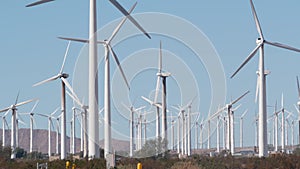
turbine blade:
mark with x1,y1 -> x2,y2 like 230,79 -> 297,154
281,93 -> 284,109
141,96 -> 154,105
249,0 -> 264,39
210,107 -> 226,120
36,113 -> 49,118
0,107 -> 10,113
58,37 -> 106,44
159,41 -> 162,73
4,119 -> 9,129
231,91 -> 250,105
15,91 -> 20,105
232,104 -> 242,112
231,44 -> 261,78
241,109 -> 248,118
51,107 -> 60,116
33,74 -> 60,87
58,37 -> 89,43
154,76 -> 161,103
297,76 -> 300,99
3,110 -> 10,117
61,78 -> 80,101
294,104 -> 300,113
265,40 -> 300,53
66,91 -> 83,108
121,103 -> 132,112
135,106 -> 146,112
26,0 -> 54,7
109,0 -> 151,39
107,2 -> 137,43
108,45 -> 130,90
50,119 -> 55,131
59,41 -> 71,74
15,98 -> 38,107
18,119 -> 26,126
30,100 -> 39,113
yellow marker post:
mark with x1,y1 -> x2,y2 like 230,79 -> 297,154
137,162 -> 142,169
66,161 -> 70,169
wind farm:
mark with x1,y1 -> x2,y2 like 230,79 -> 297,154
1,0 -> 300,168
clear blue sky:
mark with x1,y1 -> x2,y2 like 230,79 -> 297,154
1,0 -> 300,150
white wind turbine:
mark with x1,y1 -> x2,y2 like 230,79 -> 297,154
239,109 -> 248,148
15,115 -> 26,148
279,94 -> 286,152
36,108 -> 59,157
60,1 -> 151,158
26,0 -> 101,159
192,112 -> 201,151
19,100 -> 39,153
1,111 -> 9,148
210,91 -> 249,154
123,103 -> 145,157
142,96 -> 162,142
66,88 -> 89,158
295,76 -> 300,145
0,93 -> 36,159
153,41 -> 171,151
33,41 -> 71,159
231,0 -> 300,157
55,115 -> 60,155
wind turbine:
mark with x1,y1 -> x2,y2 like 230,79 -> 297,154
296,76 -> 300,145
19,100 -> 39,153
279,94 -> 286,152
210,91 -> 249,154
142,96 -> 162,142
66,88 -> 89,158
33,41 -> 70,159
153,41 -> 171,152
123,103 -> 145,157
59,1 -> 151,158
239,109 -> 248,148
231,0 -> 300,157
1,111 -> 9,148
26,0 -> 101,159
36,108 -> 59,157
15,115 -> 26,148
0,93 -> 36,159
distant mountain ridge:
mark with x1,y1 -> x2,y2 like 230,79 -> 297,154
0,128 -> 129,154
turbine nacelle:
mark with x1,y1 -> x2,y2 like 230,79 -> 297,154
256,38 -> 264,44
157,72 -> 171,77
60,73 -> 69,79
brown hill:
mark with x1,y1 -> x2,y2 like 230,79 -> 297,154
0,128 -> 129,154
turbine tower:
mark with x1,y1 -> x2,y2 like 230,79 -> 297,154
0,93 -> 36,159
231,0 -> 300,157
33,42 -> 71,159
239,110 -> 248,148
1,111 -> 9,148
